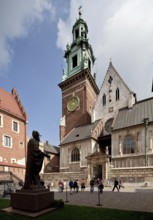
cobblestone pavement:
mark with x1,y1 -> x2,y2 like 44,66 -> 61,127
54,185 -> 153,213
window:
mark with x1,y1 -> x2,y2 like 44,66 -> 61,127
72,55 -> 78,68
12,120 -> 19,132
123,135 -> 135,154
71,148 -> 80,162
75,28 -> 79,39
103,94 -> 106,106
0,115 -> 3,127
116,88 -> 120,101
88,59 -> 91,71
3,135 -> 12,147
11,158 -> 16,164
19,142 -> 24,147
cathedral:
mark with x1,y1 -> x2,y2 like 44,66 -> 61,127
58,11 -> 153,184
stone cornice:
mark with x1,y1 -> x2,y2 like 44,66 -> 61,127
58,68 -> 99,94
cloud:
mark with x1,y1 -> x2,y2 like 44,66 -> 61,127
0,0 -> 55,74
57,0 -> 153,100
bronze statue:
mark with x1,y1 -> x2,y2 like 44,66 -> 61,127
24,131 -> 50,189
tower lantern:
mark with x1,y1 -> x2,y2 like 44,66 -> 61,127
62,10 -> 96,81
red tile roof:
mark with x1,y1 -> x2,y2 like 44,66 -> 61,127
0,88 -> 27,121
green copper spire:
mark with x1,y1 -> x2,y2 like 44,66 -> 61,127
62,8 -> 96,81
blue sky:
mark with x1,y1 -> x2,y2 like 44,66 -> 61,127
0,0 -> 153,146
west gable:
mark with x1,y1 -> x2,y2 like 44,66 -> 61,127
92,61 -> 136,135
0,87 -> 27,121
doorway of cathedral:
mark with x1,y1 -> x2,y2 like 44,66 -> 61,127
93,165 -> 102,179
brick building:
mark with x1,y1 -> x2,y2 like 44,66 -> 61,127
0,87 -> 28,182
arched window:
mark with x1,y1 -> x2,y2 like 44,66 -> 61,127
103,94 -> 106,106
123,135 -> 135,154
116,88 -> 120,101
71,148 -> 80,162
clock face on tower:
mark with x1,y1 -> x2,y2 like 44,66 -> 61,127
67,96 -> 80,112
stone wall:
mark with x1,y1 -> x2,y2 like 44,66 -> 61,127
109,167 -> 153,182
41,172 -> 87,188
60,139 -> 91,170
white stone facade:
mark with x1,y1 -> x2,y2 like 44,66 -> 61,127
92,63 -> 136,129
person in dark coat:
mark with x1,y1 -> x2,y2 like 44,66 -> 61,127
98,179 -> 104,193
112,178 -> 119,191
73,180 -> 79,193
90,179 -> 95,192
69,180 -> 74,194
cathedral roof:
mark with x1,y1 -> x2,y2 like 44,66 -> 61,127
44,143 -> 60,154
113,97 -> 153,130
0,88 -> 27,121
60,120 -> 101,145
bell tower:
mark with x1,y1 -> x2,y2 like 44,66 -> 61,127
59,9 -> 99,142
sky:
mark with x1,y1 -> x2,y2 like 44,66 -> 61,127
0,0 -> 153,146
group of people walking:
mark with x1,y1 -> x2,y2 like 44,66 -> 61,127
90,178 -> 104,193
69,179 -> 86,194
58,177 -> 124,193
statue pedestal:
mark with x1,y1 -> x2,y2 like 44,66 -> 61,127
11,189 -> 54,212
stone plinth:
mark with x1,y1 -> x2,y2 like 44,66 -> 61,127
11,188 -> 54,212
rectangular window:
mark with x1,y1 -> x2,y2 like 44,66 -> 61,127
0,115 -> 3,127
19,142 -> 24,147
75,29 -> 79,39
3,135 -> 12,147
88,59 -> 91,70
12,120 -> 19,132
11,158 -> 16,164
72,55 -> 77,68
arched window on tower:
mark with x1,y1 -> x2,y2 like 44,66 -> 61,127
123,135 -> 135,154
88,59 -> 91,71
71,148 -> 80,162
103,94 -> 106,106
116,88 -> 120,101
75,28 -> 79,39
72,55 -> 78,68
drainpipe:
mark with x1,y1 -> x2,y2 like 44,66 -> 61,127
144,118 -> 149,166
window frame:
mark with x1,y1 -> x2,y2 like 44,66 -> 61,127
102,94 -> 106,106
72,54 -> 78,69
0,114 -> 3,127
123,135 -> 135,154
71,147 -> 80,162
11,158 -> 16,164
3,135 -> 12,148
12,120 -> 19,133
75,28 -> 79,39
116,88 -> 120,101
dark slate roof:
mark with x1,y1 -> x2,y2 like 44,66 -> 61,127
44,144 -> 60,154
61,120 -> 101,145
113,97 -> 153,130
